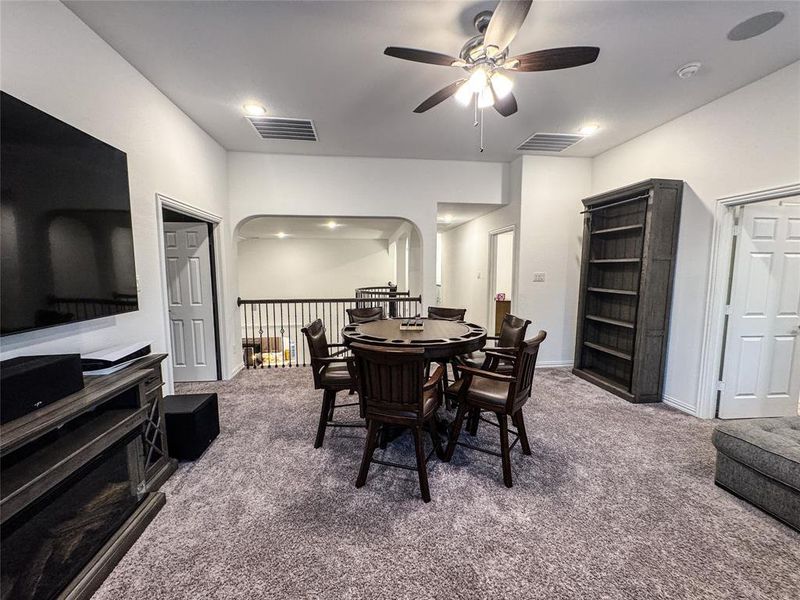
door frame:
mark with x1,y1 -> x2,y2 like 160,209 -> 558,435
696,182 -> 800,419
487,225 -> 516,332
156,193 -> 228,393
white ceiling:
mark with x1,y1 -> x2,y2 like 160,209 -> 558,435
66,1 -> 800,162
238,216 -> 407,240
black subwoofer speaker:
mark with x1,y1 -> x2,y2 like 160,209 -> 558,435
164,393 -> 220,461
0,355 -> 84,424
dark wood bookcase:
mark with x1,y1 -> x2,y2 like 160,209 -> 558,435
573,179 -> 682,403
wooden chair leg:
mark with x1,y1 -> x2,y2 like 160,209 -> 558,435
356,420 -> 380,488
314,389 -> 334,448
444,401 -> 469,462
327,393 -> 337,421
498,413 -> 513,488
412,426 -> 431,503
513,409 -> 531,456
428,414 -> 445,459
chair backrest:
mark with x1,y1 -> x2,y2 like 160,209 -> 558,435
301,319 -> 330,388
350,343 -> 427,420
427,306 -> 466,321
497,314 -> 532,348
506,330 -> 547,413
347,306 -> 385,324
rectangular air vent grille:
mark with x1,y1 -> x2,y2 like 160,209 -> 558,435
517,132 -> 584,152
246,116 -> 318,141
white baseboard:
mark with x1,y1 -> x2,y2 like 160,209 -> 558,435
538,360 -> 573,369
662,394 -> 698,417
228,362 -> 245,379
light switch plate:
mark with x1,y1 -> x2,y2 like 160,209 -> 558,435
533,272 -> 546,283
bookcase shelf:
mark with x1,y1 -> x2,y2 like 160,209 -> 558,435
591,224 -> 643,235
573,179 -> 682,403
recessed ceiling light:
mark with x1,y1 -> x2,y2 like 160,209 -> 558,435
676,62 -> 701,79
728,12 -> 784,41
243,103 -> 267,116
276,231 -> 287,238
437,214 -> 454,223
578,124 -> 600,136
326,220 -> 338,229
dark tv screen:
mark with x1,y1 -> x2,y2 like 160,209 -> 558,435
1,91 -> 138,335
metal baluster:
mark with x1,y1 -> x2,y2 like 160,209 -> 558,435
261,303 -> 273,369
257,302 -> 264,369
242,299 -> 249,369
301,302 -> 306,366
279,302 -> 285,368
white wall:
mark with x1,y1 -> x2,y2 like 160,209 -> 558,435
0,1 -> 232,389
441,156 -> 592,367
592,61 -> 800,415
238,238 -> 393,298
441,158 -> 523,331
227,152 -> 509,311
516,156 -> 592,366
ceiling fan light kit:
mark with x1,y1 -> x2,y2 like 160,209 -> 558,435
383,0 -> 600,152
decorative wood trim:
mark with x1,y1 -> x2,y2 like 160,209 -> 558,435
155,193 -> 230,390
59,492 -> 166,600
144,457 -> 178,493
716,183 -> 800,207
696,182 -> 800,419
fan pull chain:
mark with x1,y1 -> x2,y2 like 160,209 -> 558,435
479,107 -> 485,153
473,98 -> 478,127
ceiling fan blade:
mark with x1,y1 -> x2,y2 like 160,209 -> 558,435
507,46 -> 600,71
491,84 -> 518,117
483,0 -> 533,57
384,47 -> 462,67
413,79 -> 467,113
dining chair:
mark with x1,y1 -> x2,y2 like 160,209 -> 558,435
453,313 -> 531,432
427,306 -> 467,321
300,319 -> 361,448
425,306 -> 467,398
350,343 -> 445,503
346,306 -> 385,324
444,331 -> 547,488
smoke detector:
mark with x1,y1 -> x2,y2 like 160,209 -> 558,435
676,62 -> 701,79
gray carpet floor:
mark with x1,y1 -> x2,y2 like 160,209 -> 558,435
93,367 -> 798,600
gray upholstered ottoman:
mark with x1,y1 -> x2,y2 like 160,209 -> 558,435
712,417 -> 800,531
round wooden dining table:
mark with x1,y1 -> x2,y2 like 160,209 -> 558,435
341,318 -> 487,360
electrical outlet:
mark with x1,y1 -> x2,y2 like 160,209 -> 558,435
533,272 -> 546,283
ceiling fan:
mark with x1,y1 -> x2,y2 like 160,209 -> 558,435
384,0 -> 600,118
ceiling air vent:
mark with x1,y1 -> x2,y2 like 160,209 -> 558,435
517,132 -> 584,153
246,116 -> 318,141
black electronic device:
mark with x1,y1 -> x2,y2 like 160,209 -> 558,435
0,354 -> 84,424
0,91 -> 138,336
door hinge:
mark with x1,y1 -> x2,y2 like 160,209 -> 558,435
732,224 -> 741,236
724,304 -> 733,315
716,380 -> 725,392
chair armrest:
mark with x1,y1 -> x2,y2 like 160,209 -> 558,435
484,349 -> 516,361
315,356 -> 354,365
328,345 -> 350,357
458,365 -> 515,382
423,364 -> 444,391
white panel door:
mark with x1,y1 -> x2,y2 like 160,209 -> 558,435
719,201 -> 800,418
164,222 -> 217,382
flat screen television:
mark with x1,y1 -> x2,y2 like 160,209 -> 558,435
1,91 -> 138,336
